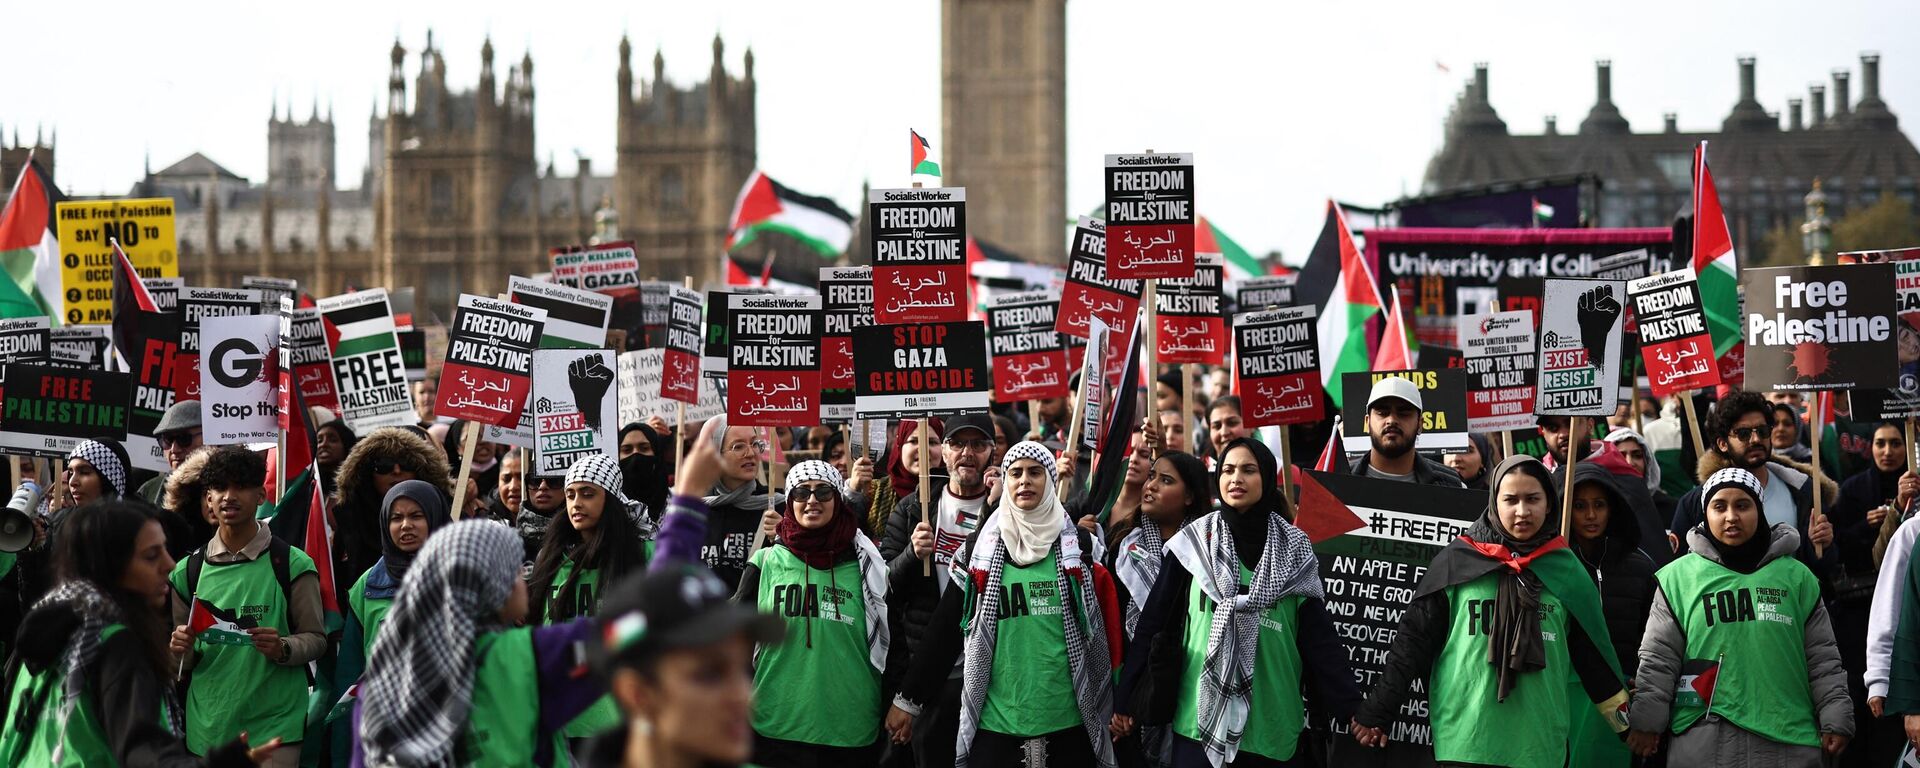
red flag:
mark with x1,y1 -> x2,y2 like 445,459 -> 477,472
1371,289 -> 1412,371
1314,419 -> 1343,472
111,240 -> 159,362
305,460 -> 339,620
1292,470 -> 1368,544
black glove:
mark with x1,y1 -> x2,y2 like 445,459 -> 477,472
567,355 -> 615,427
1576,284 -> 1622,369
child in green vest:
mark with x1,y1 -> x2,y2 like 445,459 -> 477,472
732,460 -> 903,766
1353,455 -> 1629,768
355,520 -> 605,767
1628,467 -> 1853,764
890,441 -> 1122,768
167,446 -> 324,768
1113,438 -> 1361,767
529,454 -> 656,742
1,499 -> 281,766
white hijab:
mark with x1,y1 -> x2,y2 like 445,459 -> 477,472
998,441 -> 1067,566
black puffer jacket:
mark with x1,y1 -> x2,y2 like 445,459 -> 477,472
1567,462 -> 1658,679
879,486 -> 997,658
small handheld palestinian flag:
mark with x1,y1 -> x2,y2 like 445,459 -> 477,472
1674,655 -> 1722,710
186,599 -> 257,647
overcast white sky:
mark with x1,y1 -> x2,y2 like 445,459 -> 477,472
8,0 -> 1918,263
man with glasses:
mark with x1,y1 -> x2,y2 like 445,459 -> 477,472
1350,377 -> 1464,487
137,401 -> 204,505
879,412 -> 1000,768
1673,390 -> 1834,568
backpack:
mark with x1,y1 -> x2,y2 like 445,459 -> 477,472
183,535 -> 296,608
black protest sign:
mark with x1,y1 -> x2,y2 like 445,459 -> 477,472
1154,252 -> 1226,364
1306,470 -> 1485,767
0,317 -> 51,398
702,287 -> 775,377
1057,216 -> 1143,341
870,187 -> 968,324
1234,306 -> 1322,428
1742,264 -> 1898,391
174,287 -> 263,402
0,365 -> 132,457
1234,274 -> 1297,312
1103,153 -> 1196,279
988,291 -> 1069,402
398,330 -> 427,382
125,310 -> 180,471
48,325 -> 108,369
728,294 -> 822,427
1340,369 -> 1469,455
640,281 -> 673,349
821,267 -> 876,420
854,321 -> 990,418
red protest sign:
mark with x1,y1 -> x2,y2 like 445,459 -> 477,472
661,286 -> 704,405
1155,252 -> 1226,364
988,291 -> 1069,402
1058,216 -> 1143,341
436,295 -> 547,428
820,267 -> 875,421
870,187 -> 968,324
1628,268 -> 1721,397
728,294 -> 823,427
1235,306 -> 1323,427
854,321 -> 991,418
1104,153 -> 1196,279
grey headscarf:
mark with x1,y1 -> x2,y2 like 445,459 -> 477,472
703,415 -> 771,511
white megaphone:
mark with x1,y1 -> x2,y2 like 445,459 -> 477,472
0,481 -> 42,553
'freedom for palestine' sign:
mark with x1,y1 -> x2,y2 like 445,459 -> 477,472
728,294 -> 822,427
1103,153 -> 1196,279
870,187 -> 968,324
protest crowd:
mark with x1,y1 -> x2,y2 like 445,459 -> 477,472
6,140 -> 1920,768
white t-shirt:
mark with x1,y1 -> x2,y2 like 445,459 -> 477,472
933,490 -> 987,593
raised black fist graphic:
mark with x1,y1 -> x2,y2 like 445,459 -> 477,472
567,355 -> 614,427
1575,285 -> 1622,369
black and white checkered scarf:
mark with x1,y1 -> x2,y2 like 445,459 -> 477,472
1164,509 -> 1322,767
565,454 -> 658,537
359,521 -> 522,768
34,580 -> 184,763
68,440 -> 126,498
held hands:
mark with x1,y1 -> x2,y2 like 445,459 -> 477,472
1057,451 -> 1078,486
1141,416 -> 1165,454
1871,696 -> 1885,718
1109,714 -> 1134,740
1077,515 -> 1099,535
1626,730 -> 1661,757
1349,718 -> 1387,748
884,706 -> 914,745
849,456 -> 874,492
169,625 -> 193,657
1899,472 -> 1919,517
247,626 -> 284,661
1809,513 -> 1835,550
1821,732 -> 1848,756
759,510 -> 780,542
985,466 -> 1006,507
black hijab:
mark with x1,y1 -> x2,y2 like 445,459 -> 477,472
377,480 -> 453,585
1214,437 -> 1287,569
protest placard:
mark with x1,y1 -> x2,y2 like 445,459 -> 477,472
398,330 -> 427,382
729,294 -> 822,426
0,365 -> 131,457
438,294 -> 547,428
142,277 -> 181,313
1155,252 -> 1225,364
1627,268 -> 1720,397
1104,153 -> 1196,279
1341,369 -> 1469,454
987,291 -> 1069,402
531,348 -> 619,476
701,286 -> 776,377
1057,217 -> 1143,341
1079,317 -> 1109,450
318,289 -> 415,431
1457,310 -> 1538,432
821,267 -> 875,421
242,276 -> 298,313
870,187 -> 968,324
174,287 -> 263,402
1305,470 -> 1485,767
0,317 -> 50,399
199,314 -> 281,444
854,321 -> 990,418
1742,264 -> 1898,391
507,275 -> 612,349
125,311 -> 180,471
849,418 -> 890,460
662,286 -> 704,406
1234,306 -> 1322,428
551,241 -> 642,295
280,300 -> 338,413
1234,274 -> 1298,312
53,198 -> 178,325
48,325 -> 108,369
619,348 -> 725,425
640,281 -> 673,349
1838,249 -> 1920,418
1535,278 -> 1625,415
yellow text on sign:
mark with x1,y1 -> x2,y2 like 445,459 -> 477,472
54,198 -> 179,325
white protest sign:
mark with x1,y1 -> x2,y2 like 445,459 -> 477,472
618,348 -> 725,425
199,314 -> 282,444
531,348 -> 619,476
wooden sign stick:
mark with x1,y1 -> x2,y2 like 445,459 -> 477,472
1561,416 -> 1581,539
918,418 -> 933,576
451,423 -> 480,520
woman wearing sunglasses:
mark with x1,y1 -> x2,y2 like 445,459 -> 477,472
730,460 -> 902,767
329,427 -> 453,616
527,454 -> 656,744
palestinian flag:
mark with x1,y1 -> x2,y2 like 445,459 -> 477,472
724,171 -> 854,259
1313,417 -> 1344,472
302,461 -> 340,630
325,683 -> 360,723
1532,197 -> 1555,225
1313,201 -> 1384,407
720,253 -> 810,294
1691,143 -> 1740,361
1674,657 -> 1721,708
1081,321 -> 1142,524
0,157 -> 64,321
1372,288 -> 1412,371
1291,468 -> 1367,544
1197,215 -> 1271,282
910,129 -> 941,178
111,240 -> 158,363
320,296 -> 398,358
186,599 -> 256,646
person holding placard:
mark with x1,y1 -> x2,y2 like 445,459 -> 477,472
1628,468 -> 1853,764
731,460 -> 903,766
889,442 -> 1120,768
1672,392 -> 1834,572
699,417 -> 780,591
1349,378 -> 1465,488
1112,439 -> 1354,767
1353,456 -> 1629,767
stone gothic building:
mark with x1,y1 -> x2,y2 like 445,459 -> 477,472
942,0 -> 1067,264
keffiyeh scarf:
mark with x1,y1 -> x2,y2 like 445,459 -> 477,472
69,440 -> 126,498
567,454 -> 658,537
954,521 -> 1115,768
1114,523 -> 1167,638
36,580 -> 184,763
359,521 -> 522,768
1165,509 -> 1323,767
